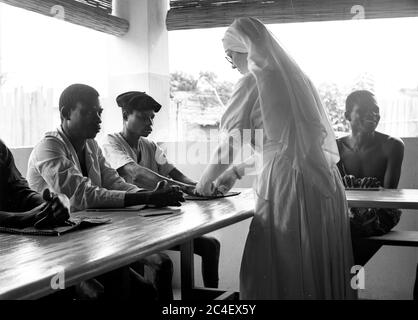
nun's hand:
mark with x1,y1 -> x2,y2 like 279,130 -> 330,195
215,169 -> 238,195
195,181 -> 217,197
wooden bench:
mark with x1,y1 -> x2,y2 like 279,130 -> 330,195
365,230 -> 418,247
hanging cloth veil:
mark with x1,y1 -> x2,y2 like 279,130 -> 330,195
223,17 -> 340,196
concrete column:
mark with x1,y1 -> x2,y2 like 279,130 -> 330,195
147,0 -> 170,141
103,0 -> 170,141
0,4 -> 3,77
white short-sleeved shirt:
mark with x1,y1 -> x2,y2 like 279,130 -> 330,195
102,133 -> 175,180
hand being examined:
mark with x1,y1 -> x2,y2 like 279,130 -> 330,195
342,175 -> 382,189
167,180 -> 196,196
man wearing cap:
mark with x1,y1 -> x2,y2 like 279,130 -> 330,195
27,85 -> 184,212
102,91 -> 221,298
103,91 -> 197,191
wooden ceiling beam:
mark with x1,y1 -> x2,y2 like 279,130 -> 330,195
0,0 -> 129,36
167,0 -> 418,30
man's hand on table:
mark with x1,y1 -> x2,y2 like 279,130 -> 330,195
167,179 -> 196,196
194,180 -> 220,197
343,175 -> 381,189
33,189 -> 71,229
146,181 -> 185,207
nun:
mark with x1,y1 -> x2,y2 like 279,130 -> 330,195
196,17 -> 355,300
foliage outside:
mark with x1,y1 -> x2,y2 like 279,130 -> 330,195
170,71 -> 378,139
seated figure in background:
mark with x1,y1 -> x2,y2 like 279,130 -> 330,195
337,90 -> 404,265
0,139 -> 69,229
0,139 -> 106,300
102,91 -> 221,299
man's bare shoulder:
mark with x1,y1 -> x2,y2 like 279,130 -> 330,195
336,134 -> 351,149
376,132 -> 404,153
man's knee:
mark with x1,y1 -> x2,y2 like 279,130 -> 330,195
146,253 -> 173,274
194,236 -> 221,258
129,268 -> 158,301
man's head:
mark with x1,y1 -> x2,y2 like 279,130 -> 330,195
345,90 -> 380,134
116,91 -> 161,137
59,84 -> 102,139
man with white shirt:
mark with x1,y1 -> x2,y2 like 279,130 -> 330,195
27,84 -> 184,211
102,91 -> 221,298
27,84 -> 184,300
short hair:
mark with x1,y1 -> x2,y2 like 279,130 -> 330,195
345,90 -> 378,114
59,84 -> 99,120
116,91 -> 161,120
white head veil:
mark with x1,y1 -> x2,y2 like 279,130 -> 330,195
222,28 -> 248,53
223,17 -> 340,195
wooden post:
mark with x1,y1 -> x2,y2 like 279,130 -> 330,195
180,240 -> 195,300
0,0 -> 129,36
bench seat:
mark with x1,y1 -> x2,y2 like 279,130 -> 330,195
366,230 -> 418,247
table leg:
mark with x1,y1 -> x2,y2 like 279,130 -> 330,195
179,239 -> 238,301
180,240 -> 194,300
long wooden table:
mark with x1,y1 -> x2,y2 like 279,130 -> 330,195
346,189 -> 418,209
1,188 -> 417,300
0,189 -> 255,300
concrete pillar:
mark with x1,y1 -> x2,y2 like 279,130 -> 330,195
147,0 -> 170,141
0,4 -> 3,77
103,0 -> 170,141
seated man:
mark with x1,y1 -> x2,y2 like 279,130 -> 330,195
0,139 -> 105,300
0,139 -> 69,229
27,84 -> 184,300
336,90 -> 405,265
102,91 -> 221,298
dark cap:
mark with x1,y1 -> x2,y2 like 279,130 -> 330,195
116,91 -> 161,112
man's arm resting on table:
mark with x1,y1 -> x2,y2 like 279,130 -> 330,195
0,210 -> 36,228
124,181 -> 184,207
1,142 -> 44,211
168,168 -> 197,186
118,162 -> 195,190
0,193 -> 70,229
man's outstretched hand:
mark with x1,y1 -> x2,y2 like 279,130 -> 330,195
146,181 -> 185,207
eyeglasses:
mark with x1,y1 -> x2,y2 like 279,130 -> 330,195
225,55 -> 235,67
